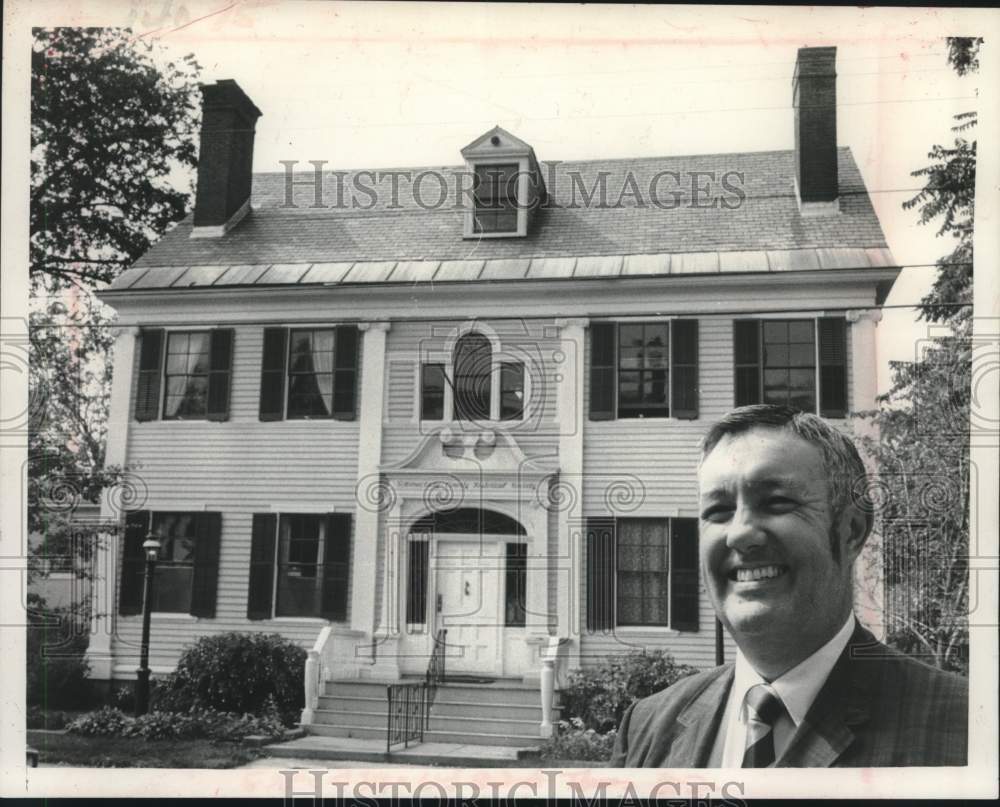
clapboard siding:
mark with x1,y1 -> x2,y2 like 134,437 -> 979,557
110,510 -> 357,670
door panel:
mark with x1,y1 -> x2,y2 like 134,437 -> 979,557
435,540 -> 501,675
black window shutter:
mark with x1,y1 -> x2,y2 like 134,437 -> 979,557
589,323 -> 616,421
585,518 -> 615,632
671,320 -> 699,419
119,510 -> 150,615
190,512 -> 222,617
206,330 -> 234,422
321,513 -> 352,621
135,330 -> 164,421
333,325 -> 359,421
669,518 -> 700,632
247,514 -> 277,619
818,318 -> 848,418
733,320 -> 761,406
259,328 -> 288,421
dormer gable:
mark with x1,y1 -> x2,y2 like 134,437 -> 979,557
460,126 -> 546,239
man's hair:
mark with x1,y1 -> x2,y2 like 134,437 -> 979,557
699,405 -> 873,556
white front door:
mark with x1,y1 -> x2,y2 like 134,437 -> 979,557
435,540 -> 502,675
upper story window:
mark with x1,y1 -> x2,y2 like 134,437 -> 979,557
473,163 -> 519,234
119,510 -> 222,618
259,325 -> 359,421
420,331 -> 526,423
733,318 -> 847,418
460,126 -> 546,239
589,320 -> 699,421
135,329 -> 234,422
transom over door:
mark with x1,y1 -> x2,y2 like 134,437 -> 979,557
435,540 -> 502,675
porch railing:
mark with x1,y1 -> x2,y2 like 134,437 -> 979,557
386,628 -> 448,752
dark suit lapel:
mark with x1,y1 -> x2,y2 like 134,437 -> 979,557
777,623 -> 875,768
668,665 -> 734,767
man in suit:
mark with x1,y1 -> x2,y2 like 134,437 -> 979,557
611,404 -> 968,768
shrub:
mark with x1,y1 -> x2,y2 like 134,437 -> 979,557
540,718 -> 617,762
67,706 -> 132,737
558,650 -> 698,732
26,601 -> 93,710
66,705 -> 287,742
152,632 -> 306,725
26,704 -> 73,730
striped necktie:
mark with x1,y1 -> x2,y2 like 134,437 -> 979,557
742,683 -> 786,768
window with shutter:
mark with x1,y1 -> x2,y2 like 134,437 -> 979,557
589,321 -> 699,420
135,330 -> 164,421
259,328 -> 288,420
136,329 -> 233,421
247,514 -> 277,619
732,318 -> 847,417
420,363 -> 445,421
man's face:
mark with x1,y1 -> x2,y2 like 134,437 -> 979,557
698,427 -> 861,659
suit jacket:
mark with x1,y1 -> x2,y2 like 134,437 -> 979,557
610,623 -> 968,767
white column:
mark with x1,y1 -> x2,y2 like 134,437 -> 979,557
351,321 -> 391,636
87,326 -> 139,680
554,318 -> 587,655
846,309 -> 885,639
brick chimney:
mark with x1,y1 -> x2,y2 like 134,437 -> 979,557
191,79 -> 262,236
793,47 -> 838,205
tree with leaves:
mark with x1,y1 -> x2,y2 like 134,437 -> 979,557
856,37 -> 980,674
28,28 -> 200,642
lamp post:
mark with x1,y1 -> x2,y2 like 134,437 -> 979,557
135,536 -> 161,716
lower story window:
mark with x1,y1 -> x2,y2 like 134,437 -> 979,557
247,512 -> 352,621
505,542 -> 527,627
585,516 -> 699,632
150,512 -> 197,613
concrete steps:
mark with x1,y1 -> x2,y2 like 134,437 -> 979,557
302,678 -> 560,749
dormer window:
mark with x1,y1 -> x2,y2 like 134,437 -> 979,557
473,164 -> 519,234
461,126 -> 546,239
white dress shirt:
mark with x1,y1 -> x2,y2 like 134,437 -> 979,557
709,613 -> 856,767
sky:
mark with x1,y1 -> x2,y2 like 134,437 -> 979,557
9,2 -> 991,392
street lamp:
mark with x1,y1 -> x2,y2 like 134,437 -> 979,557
135,535 -> 161,716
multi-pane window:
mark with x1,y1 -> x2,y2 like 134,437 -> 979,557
247,512 -> 352,621
473,163 -> 519,234
763,320 -> 816,411
421,364 -> 446,421
164,332 -> 210,418
616,519 -> 670,626
733,318 -> 847,417
504,542 -> 527,627
454,333 -> 493,420
149,512 -> 197,613
288,329 -> 336,418
585,517 -> 699,632
618,323 -> 669,418
589,320 -> 699,420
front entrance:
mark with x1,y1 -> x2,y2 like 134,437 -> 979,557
435,540 -> 503,675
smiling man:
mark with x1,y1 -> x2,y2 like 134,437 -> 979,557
610,405 -> 968,768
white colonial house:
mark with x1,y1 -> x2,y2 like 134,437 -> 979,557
90,47 -> 897,747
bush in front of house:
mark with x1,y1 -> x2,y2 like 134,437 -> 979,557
153,632 -> 306,725
66,704 -> 286,742
26,704 -> 74,730
539,717 -> 618,762
26,597 -> 93,710
558,650 -> 698,733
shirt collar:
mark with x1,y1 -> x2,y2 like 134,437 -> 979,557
732,613 -> 856,727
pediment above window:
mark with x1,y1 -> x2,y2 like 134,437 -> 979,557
383,425 -> 555,478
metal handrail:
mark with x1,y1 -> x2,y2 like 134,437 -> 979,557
386,628 -> 448,752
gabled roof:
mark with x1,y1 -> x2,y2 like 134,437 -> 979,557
117,147 -> 893,290
460,125 -> 537,158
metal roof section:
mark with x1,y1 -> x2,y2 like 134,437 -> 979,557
105,246 -> 900,292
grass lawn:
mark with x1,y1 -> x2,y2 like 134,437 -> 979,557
27,730 -> 264,768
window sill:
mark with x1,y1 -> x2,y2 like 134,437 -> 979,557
270,616 -> 332,623
148,612 -> 198,621
610,625 -> 684,636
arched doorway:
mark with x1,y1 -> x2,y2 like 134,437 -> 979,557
405,507 -> 529,677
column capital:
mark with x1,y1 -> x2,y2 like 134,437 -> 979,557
845,309 -> 883,324
358,320 -> 392,333
555,317 -> 589,330
115,325 -> 141,338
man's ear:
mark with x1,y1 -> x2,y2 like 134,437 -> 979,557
839,504 -> 871,563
